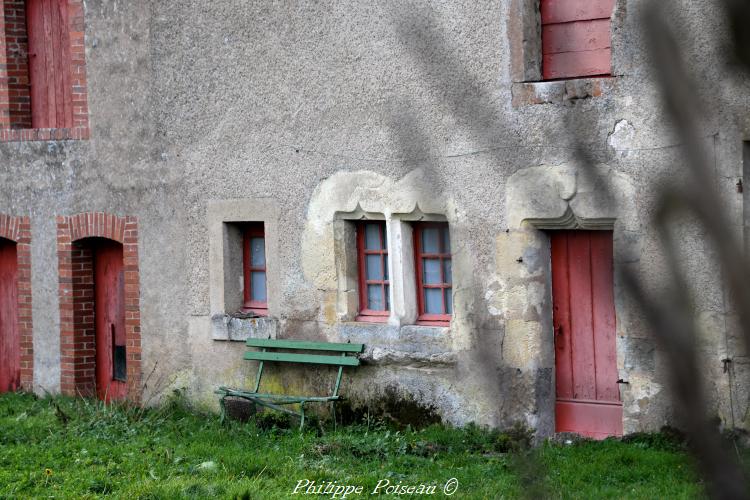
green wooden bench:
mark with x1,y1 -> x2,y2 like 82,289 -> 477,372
216,338 -> 365,429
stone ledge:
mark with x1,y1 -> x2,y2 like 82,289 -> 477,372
338,323 -> 456,367
211,314 -> 278,341
211,317 -> 455,365
365,347 -> 457,367
0,126 -> 90,142
511,77 -> 615,107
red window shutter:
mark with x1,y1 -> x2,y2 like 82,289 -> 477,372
541,0 -> 615,24
27,0 -> 73,128
356,221 -> 389,322
541,0 -> 615,80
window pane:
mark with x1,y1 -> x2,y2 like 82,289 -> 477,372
421,227 -> 440,253
423,258 -> 441,284
251,271 -> 267,302
443,259 -> 452,284
365,223 -> 382,250
442,228 -> 451,253
250,237 -> 265,267
424,288 -> 442,314
383,255 -> 388,280
444,288 -> 452,314
385,285 -> 390,310
367,284 -> 384,310
366,254 -> 383,280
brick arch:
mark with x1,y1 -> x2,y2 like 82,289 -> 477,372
56,212 -> 141,402
0,214 -> 33,391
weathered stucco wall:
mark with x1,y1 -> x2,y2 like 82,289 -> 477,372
1,0 -> 749,436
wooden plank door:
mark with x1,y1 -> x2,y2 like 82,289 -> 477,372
540,0 -> 614,80
94,241 -> 127,401
27,0 -> 73,129
551,230 -> 622,438
0,239 -> 20,393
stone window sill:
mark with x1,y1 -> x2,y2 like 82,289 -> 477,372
511,77 -> 616,107
339,322 -> 449,336
399,324 -> 449,338
354,315 -> 389,324
0,126 -> 90,142
211,314 -> 278,341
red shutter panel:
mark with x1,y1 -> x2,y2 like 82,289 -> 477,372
27,0 -> 73,128
541,0 -> 615,24
53,0 -> 73,128
541,0 -> 614,80
26,0 -> 46,127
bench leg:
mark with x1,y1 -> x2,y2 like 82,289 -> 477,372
219,395 -> 227,425
299,402 -> 306,431
330,401 -> 337,432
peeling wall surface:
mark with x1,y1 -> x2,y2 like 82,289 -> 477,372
2,0 -> 750,436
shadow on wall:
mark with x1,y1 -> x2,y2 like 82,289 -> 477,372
336,385 -> 442,429
391,0 -> 750,497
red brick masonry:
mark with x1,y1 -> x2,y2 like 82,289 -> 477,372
57,213 -> 141,401
0,214 -> 33,390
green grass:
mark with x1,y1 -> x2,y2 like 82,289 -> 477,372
0,392 -> 713,499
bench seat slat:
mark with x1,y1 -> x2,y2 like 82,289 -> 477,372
217,388 -> 340,403
243,351 -> 360,366
245,338 -> 364,353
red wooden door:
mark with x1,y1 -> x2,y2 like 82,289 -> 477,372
27,0 -> 73,129
551,231 -> 622,438
94,241 -> 127,401
0,239 -> 21,393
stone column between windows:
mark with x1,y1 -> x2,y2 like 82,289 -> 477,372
385,218 -> 418,327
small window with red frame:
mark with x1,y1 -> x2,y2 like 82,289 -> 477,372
242,223 -> 267,315
414,222 -> 452,325
356,221 -> 389,322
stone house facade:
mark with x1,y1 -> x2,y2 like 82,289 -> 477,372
0,0 -> 749,438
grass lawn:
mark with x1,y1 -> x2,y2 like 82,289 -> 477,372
0,392 -> 714,499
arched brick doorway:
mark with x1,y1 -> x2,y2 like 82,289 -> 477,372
57,213 -> 141,402
0,215 -> 33,393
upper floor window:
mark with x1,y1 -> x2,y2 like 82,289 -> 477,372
541,0 -> 614,80
413,222 -> 452,325
242,223 -> 267,315
0,0 -> 89,140
356,221 -> 389,322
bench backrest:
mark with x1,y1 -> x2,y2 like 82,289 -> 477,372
244,338 -> 365,396
244,338 -> 365,367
